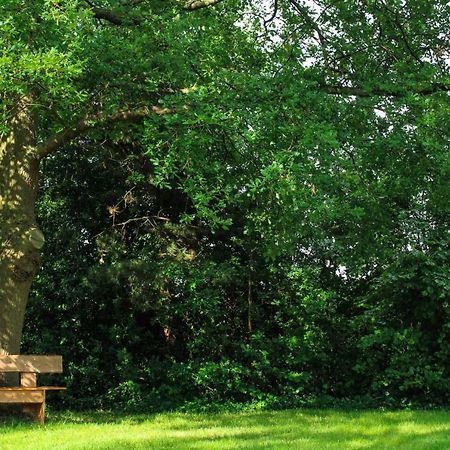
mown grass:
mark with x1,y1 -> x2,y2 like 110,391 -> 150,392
1,409 -> 449,449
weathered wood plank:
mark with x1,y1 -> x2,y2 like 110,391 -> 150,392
0,355 -> 62,373
0,390 -> 44,403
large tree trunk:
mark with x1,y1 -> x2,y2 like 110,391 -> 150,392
0,99 -> 151,360
0,99 -> 42,359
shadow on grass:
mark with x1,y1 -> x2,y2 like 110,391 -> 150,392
1,409 -> 450,449
63,424 -> 450,450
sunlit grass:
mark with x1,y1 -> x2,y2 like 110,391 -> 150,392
1,409 -> 449,449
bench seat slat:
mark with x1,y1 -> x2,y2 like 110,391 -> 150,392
0,390 -> 45,404
0,355 -> 62,373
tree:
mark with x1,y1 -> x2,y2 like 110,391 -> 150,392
130,0 -> 450,405
1,0 -> 448,365
0,0 -> 234,356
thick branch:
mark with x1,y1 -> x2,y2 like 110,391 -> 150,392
183,0 -> 224,10
36,105 -> 174,160
321,83 -> 450,97
88,0 -> 225,25
91,7 -> 139,25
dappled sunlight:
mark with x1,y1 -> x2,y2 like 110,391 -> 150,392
0,0 -> 449,444
0,99 -> 42,359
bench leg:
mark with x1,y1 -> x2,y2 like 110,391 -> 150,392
22,400 -> 45,424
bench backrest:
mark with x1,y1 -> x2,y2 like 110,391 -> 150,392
0,355 -> 63,387
0,355 -> 62,373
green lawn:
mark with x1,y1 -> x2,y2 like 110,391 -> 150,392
1,409 -> 449,449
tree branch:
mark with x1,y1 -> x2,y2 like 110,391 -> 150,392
263,0 -> 278,31
377,0 -> 423,65
288,0 -> 327,46
183,0 -> 224,11
92,7 -> 129,25
36,105 -> 175,160
88,0 -> 225,26
91,7 -> 138,25
321,83 -> 450,97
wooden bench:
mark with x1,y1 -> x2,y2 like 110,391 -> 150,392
0,355 -> 66,424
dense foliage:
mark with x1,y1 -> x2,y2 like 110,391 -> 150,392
2,0 -> 448,409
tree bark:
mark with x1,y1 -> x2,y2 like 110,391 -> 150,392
0,98 -> 42,360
